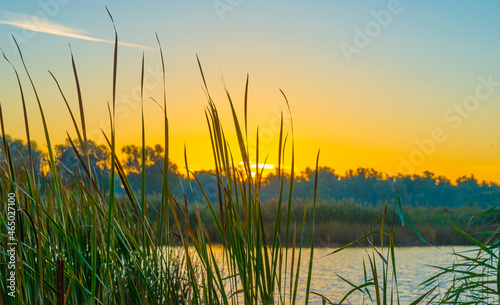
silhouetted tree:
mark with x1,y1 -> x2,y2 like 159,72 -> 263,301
55,139 -> 111,190
0,136 -> 43,176
121,144 -> 180,196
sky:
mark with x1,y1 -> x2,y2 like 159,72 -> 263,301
0,0 -> 500,183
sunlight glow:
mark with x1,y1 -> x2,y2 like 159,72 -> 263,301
239,162 -> 275,170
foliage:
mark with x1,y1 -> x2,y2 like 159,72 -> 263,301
5,139 -> 498,209
121,144 -> 181,196
0,24 -> 317,304
0,18 -> 498,305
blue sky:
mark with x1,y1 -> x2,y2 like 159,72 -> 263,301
1,0 -> 500,182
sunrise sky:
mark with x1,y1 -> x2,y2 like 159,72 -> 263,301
1,0 -> 499,182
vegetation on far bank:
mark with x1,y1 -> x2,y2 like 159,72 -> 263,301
2,135 -> 499,209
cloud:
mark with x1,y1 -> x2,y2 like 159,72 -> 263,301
0,12 -> 154,50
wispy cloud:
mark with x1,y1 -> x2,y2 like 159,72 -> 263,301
0,12 -> 154,50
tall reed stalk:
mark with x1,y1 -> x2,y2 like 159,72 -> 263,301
0,14 -> 497,305
0,16 -> 319,304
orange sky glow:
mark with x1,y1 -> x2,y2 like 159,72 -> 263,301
1,1 -> 499,183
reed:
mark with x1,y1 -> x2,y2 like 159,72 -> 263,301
0,16 -> 317,304
415,206 -> 500,304
0,17 -> 498,305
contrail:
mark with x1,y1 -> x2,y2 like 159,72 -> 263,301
0,12 -> 155,50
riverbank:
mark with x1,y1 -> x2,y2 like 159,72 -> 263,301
147,198 -> 494,247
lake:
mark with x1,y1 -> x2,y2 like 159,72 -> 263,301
201,245 -> 483,304
294,246 -> 468,304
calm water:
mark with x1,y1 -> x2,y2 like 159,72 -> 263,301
293,246 -> 468,304
204,246 -> 480,304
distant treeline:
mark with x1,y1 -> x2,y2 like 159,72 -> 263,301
2,136 -> 499,208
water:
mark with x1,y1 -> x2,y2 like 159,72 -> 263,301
299,246 -> 464,304
205,246 -> 481,304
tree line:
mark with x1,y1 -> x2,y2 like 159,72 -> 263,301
2,136 -> 498,208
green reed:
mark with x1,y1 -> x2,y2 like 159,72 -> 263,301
0,14 -> 498,305
0,15 -> 317,304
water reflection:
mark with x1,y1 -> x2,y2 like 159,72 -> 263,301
181,246 -> 476,304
